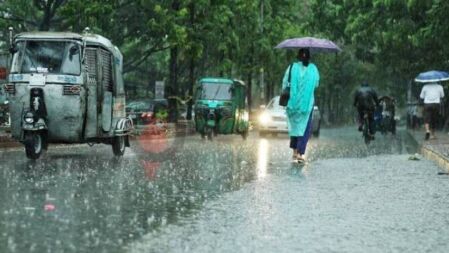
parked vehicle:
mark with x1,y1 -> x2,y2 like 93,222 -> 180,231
0,52 -> 10,127
377,96 -> 396,135
312,106 -> 321,137
0,100 -> 10,127
5,31 -> 133,159
258,96 -> 321,137
194,77 -> 249,140
126,99 -> 168,125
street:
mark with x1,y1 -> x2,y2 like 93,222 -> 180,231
1,128 -> 449,253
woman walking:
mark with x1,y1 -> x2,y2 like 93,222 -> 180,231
281,48 -> 320,162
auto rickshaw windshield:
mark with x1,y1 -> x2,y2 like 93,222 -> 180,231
11,40 -> 81,76
200,83 -> 232,100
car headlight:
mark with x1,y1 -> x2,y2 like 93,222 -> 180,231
259,112 -> 271,125
24,112 -> 35,124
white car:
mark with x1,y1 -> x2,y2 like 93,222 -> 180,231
258,96 -> 321,137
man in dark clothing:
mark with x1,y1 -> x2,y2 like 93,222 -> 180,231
353,83 -> 379,136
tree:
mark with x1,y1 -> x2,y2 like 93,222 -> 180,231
0,0 -> 68,31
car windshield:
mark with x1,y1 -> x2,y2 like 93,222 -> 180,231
267,97 -> 284,110
200,83 -> 232,100
11,40 -> 81,75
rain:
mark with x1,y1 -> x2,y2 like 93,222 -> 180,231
2,1 -> 449,252
2,128 -> 449,252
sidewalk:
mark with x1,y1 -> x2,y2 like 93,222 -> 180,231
407,128 -> 449,171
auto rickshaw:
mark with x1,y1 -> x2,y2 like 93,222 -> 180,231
194,77 -> 249,140
3,30 -> 133,159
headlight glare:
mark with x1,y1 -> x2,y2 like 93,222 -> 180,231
259,112 -> 271,125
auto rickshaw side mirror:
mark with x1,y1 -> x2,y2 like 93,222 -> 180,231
69,45 -> 80,61
9,45 -> 17,55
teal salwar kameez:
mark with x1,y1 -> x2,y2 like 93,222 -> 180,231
281,61 -> 320,155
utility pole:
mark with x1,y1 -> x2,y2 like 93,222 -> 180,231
259,0 -> 265,103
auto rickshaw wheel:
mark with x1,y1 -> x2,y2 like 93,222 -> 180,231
112,136 -> 126,156
24,131 -> 45,160
205,128 -> 213,141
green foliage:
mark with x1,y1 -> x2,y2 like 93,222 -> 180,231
305,0 -> 449,123
2,0 -> 448,124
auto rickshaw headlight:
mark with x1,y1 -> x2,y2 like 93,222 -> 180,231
24,112 -> 35,124
259,112 -> 271,125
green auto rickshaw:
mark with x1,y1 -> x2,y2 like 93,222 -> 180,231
194,77 -> 249,140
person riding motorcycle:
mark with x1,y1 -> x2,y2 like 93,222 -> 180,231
353,82 -> 380,138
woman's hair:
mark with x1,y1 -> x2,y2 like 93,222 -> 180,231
297,48 -> 310,66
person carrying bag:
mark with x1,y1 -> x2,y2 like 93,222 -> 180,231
281,48 -> 320,163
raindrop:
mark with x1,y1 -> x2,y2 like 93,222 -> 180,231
161,216 -> 167,226
147,215 -> 155,225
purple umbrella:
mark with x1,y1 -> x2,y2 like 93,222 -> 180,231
275,37 -> 342,53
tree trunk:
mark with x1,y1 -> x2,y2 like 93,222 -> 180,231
266,73 -> 274,104
167,0 -> 180,123
327,85 -> 333,124
186,2 -> 195,121
247,72 -> 253,114
168,46 -> 179,123
187,57 -> 195,120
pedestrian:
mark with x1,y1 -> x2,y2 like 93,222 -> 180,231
412,103 -> 424,130
420,82 -> 444,140
281,48 -> 320,163
416,103 -> 424,128
353,82 -> 379,137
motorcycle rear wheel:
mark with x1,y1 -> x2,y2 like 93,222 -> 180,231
24,132 -> 45,159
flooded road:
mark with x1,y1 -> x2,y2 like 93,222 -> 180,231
1,128 -> 449,253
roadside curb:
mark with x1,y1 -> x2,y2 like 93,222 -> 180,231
421,147 -> 449,172
406,129 -> 449,172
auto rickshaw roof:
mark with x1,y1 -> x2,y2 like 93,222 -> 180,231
15,32 -> 83,41
233,79 -> 246,86
15,32 -> 123,64
199,77 -> 234,85
15,32 -> 114,48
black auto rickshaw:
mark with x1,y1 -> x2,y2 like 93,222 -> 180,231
194,77 -> 249,140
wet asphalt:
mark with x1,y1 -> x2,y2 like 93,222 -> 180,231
1,127 -> 449,253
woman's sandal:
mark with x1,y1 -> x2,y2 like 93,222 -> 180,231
296,155 -> 306,163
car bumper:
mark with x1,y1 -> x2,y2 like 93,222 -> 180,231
259,121 -> 288,133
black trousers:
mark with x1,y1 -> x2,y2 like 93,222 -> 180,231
424,103 -> 440,131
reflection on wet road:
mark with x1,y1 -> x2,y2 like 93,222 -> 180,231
1,128 -> 448,252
